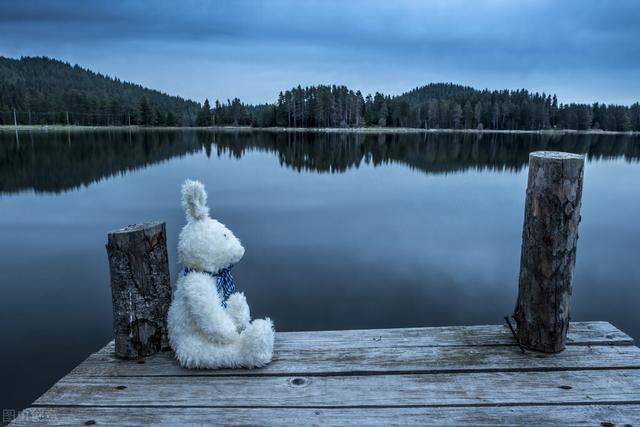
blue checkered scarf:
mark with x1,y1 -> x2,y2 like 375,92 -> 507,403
183,265 -> 235,308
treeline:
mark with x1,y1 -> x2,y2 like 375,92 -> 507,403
211,83 -> 640,131
2,57 -> 638,131
0,56 -> 199,126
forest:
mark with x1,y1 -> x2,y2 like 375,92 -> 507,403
1,56 -> 639,131
215,84 -> 640,131
0,56 -> 199,126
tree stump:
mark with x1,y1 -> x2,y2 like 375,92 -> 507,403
513,151 -> 585,353
106,222 -> 172,358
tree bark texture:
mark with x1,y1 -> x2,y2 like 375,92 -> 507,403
514,151 -> 585,353
106,222 -> 172,358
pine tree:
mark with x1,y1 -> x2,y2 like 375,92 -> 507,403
196,99 -> 212,127
378,102 -> 388,127
463,101 -> 473,129
474,103 -> 483,129
166,111 -> 177,127
427,99 -> 439,128
138,96 -> 153,126
153,108 -> 165,126
452,103 -> 463,129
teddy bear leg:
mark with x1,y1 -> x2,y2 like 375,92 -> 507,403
239,318 -> 275,368
226,292 -> 251,332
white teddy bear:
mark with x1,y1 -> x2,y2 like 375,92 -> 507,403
167,179 -> 275,369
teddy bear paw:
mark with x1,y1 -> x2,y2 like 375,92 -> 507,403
226,292 -> 251,332
240,318 -> 275,368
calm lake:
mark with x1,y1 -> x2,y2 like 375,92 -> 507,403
1,129 -> 639,412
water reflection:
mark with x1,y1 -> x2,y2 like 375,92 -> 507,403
1,130 -> 639,194
0,130 -> 200,193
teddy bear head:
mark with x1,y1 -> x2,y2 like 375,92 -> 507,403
177,179 -> 245,273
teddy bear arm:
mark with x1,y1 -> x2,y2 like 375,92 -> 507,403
184,276 -> 239,343
225,292 -> 251,332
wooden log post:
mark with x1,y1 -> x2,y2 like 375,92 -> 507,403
513,151 -> 585,353
106,222 -> 172,359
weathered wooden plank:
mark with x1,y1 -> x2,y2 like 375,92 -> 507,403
12,405 -> 640,426
34,369 -> 640,407
89,321 -> 634,355
70,339 -> 640,377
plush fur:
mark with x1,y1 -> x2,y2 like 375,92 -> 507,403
168,180 -> 275,369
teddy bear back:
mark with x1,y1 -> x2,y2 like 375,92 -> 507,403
178,180 -> 245,273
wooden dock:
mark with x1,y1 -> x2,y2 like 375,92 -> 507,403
11,321 -> 640,425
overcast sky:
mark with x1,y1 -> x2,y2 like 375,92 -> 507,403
1,0 -> 639,105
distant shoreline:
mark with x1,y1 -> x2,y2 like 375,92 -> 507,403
0,124 -> 638,135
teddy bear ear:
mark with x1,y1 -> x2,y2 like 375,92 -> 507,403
181,179 -> 210,222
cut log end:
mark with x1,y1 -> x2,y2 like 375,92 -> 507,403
108,221 -> 164,236
529,151 -> 584,161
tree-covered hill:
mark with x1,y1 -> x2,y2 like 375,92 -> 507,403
0,56 -> 200,126
1,56 -> 638,131
393,83 -> 640,131
215,83 -> 639,131
396,83 -> 478,105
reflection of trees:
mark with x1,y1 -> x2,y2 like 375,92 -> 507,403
1,130 -> 639,194
0,130 -> 204,193
212,131 -> 640,175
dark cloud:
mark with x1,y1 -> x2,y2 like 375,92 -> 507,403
0,0 -> 638,104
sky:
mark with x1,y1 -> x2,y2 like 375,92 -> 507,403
1,0 -> 639,105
